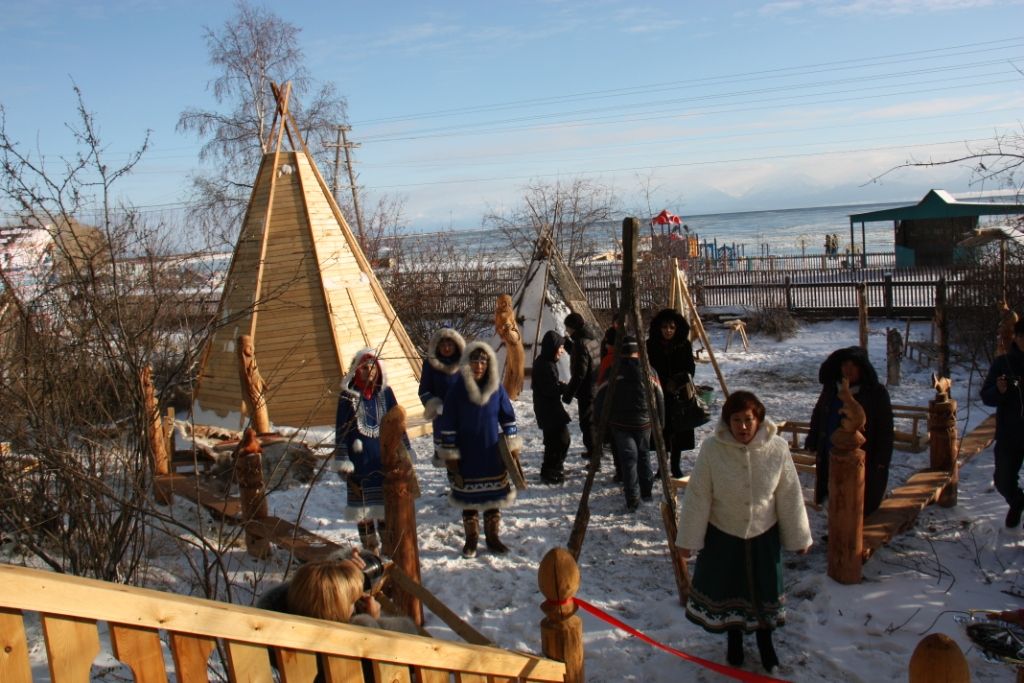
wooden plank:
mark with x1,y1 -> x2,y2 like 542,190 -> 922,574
455,673 -> 488,683
374,661 -> 413,683
321,653 -> 365,681
168,632 -> 216,681
414,668 -> 451,683
0,608 -> 32,683
244,516 -> 348,562
109,623 -> 169,683
862,469 -> 951,559
225,640 -> 275,681
275,648 -> 320,682
154,474 -> 242,521
958,414 -> 996,464
41,614 -> 101,683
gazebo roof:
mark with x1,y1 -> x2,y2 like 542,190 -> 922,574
849,189 -> 1024,224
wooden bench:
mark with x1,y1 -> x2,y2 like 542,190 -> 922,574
0,563 -> 567,683
721,319 -> 750,352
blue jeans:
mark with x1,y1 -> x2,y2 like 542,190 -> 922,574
612,427 -> 652,505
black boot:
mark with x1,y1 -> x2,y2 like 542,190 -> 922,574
670,450 -> 683,479
756,628 -> 779,672
726,628 -> 744,666
461,511 -> 479,559
483,509 -> 509,554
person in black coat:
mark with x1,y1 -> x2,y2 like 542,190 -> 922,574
981,317 -> 1024,527
533,330 -> 571,484
563,312 -> 600,458
806,346 -> 894,516
646,308 -> 696,478
595,336 -> 664,511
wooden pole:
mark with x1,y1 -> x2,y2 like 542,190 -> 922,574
140,366 -> 173,505
857,283 -> 868,351
379,405 -> 424,626
936,277 -> 950,378
494,294 -> 525,400
827,378 -> 867,585
928,377 -> 959,508
235,428 -> 271,559
908,633 -> 970,683
886,328 -> 902,387
997,303 -> 1018,357
538,548 -> 584,683
675,267 -> 729,397
237,335 -> 271,434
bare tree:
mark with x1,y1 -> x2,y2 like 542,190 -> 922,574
483,177 -> 619,267
178,0 -> 348,246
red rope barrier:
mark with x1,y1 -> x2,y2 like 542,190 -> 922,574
572,597 -> 791,683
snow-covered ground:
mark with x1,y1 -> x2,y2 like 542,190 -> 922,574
241,318 -> 1018,681
18,318 -> 1023,681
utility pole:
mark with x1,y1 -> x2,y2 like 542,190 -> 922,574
327,124 -> 367,250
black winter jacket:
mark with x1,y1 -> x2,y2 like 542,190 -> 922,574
981,343 -> 1024,443
645,308 -> 695,396
533,330 -> 570,431
596,357 -> 664,430
565,324 -> 600,404
806,346 -> 894,516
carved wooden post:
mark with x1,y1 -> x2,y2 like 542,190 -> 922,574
936,277 -> 950,378
495,294 -> 525,400
828,378 -> 867,585
997,303 -> 1019,357
380,404 -> 424,626
235,428 -> 271,558
908,633 -> 969,683
539,548 -> 584,683
140,366 -> 173,505
857,283 -> 868,351
237,335 -> 270,434
886,328 -> 902,386
929,376 -> 959,508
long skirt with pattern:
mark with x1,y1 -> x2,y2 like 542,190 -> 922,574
685,523 -> 784,633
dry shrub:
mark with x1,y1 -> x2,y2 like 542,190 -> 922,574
746,307 -> 800,341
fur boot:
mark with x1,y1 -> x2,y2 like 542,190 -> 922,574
357,520 -> 379,555
461,510 -> 479,559
483,509 -> 509,554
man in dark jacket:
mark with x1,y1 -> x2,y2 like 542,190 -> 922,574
563,312 -> 601,459
595,336 -> 664,512
981,318 -> 1024,527
806,346 -> 894,516
533,330 -> 571,484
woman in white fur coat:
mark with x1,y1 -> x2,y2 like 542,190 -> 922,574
677,390 -> 812,673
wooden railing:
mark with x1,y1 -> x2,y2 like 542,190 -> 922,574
0,563 -> 567,682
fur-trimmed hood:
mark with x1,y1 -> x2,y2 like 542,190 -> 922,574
341,348 -> 389,396
647,307 -> 691,344
460,341 -> 501,406
427,328 -> 465,374
817,345 -> 880,388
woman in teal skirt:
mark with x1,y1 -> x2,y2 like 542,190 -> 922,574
677,390 -> 812,673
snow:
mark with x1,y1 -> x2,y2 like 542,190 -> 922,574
18,319 -> 1024,681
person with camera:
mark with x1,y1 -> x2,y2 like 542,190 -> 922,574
257,550 -> 419,680
981,318 -> 1024,527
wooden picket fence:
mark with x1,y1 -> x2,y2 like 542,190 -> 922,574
0,563 -> 567,682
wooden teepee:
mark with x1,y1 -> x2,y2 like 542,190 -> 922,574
192,83 -> 424,433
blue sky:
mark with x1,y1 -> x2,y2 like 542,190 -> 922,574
2,0 -> 1023,230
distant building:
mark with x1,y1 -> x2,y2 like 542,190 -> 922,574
848,189 -> 1024,267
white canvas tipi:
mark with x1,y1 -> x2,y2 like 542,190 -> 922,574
193,84 -> 424,433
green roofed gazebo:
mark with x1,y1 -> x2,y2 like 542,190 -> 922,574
848,189 -> 1024,267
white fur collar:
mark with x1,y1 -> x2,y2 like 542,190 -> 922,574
427,328 -> 466,374
460,341 -> 500,406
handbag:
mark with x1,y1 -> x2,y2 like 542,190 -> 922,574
678,375 -> 712,430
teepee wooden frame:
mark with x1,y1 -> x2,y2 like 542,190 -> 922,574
193,82 -> 424,433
